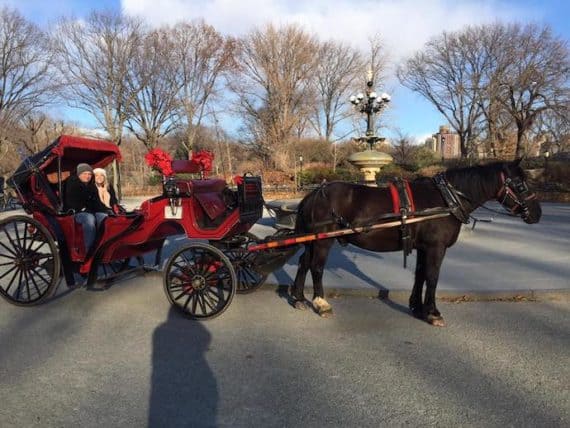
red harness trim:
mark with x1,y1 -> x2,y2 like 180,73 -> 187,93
388,180 -> 416,214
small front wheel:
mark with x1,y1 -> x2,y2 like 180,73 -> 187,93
163,243 -> 236,320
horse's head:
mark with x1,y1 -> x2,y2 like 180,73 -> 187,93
497,159 -> 541,224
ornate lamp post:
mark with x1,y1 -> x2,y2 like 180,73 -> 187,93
544,150 -> 550,186
299,155 -> 304,190
348,71 -> 393,185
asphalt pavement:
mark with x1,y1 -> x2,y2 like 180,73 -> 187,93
0,285 -> 568,427
0,200 -> 568,427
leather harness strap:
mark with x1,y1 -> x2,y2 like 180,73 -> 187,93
433,173 -> 470,224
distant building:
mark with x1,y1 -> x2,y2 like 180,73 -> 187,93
426,125 -> 461,159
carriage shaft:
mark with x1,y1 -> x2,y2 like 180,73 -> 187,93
249,213 -> 450,252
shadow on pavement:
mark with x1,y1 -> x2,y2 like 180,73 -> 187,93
149,307 -> 218,427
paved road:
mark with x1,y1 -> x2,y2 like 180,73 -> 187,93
0,284 -> 568,427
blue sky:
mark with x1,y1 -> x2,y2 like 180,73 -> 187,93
3,0 -> 569,142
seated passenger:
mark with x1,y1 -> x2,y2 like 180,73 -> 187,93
93,168 -> 122,214
64,163 -> 110,254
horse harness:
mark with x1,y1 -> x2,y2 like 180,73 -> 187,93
496,172 -> 536,221
325,176 -> 466,268
432,173 -> 471,224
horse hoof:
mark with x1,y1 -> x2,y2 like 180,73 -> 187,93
312,297 -> 333,318
293,300 -> 309,311
427,314 -> 446,327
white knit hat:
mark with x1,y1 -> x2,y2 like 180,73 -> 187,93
93,168 -> 107,177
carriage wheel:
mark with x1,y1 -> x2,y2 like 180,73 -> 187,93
0,215 -> 61,306
163,243 -> 236,320
217,233 -> 268,294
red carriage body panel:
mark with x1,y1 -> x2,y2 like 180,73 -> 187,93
8,134 -> 263,278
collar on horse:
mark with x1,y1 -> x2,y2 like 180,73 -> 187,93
433,173 -> 470,224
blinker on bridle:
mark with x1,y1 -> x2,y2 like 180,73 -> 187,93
496,172 -> 536,219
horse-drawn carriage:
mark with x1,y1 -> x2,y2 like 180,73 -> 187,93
0,135 -> 267,319
1,134 -> 542,326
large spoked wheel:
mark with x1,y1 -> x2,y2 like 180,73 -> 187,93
0,216 -> 61,306
163,242 -> 236,320
215,233 -> 268,294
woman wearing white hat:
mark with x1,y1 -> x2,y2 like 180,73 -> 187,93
93,168 -> 119,212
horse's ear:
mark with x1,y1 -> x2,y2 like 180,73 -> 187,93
514,157 -> 523,166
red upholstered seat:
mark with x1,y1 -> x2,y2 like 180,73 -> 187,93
171,159 -> 202,174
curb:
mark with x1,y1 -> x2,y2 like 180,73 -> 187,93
257,283 -> 570,303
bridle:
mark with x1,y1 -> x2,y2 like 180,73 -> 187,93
496,171 -> 536,220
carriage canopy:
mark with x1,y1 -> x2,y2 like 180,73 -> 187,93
8,134 -> 121,188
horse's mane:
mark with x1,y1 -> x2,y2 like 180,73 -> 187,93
444,161 -> 508,201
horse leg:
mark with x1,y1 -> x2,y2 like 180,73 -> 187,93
310,240 -> 334,318
291,245 -> 312,310
409,248 -> 426,318
423,246 -> 446,327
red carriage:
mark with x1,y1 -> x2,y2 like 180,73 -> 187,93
0,135 -> 267,319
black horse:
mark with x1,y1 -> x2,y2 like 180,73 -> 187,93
291,160 -> 541,326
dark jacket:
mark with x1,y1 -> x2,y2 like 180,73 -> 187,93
64,175 -> 109,213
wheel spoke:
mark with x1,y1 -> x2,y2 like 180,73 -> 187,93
194,293 -> 206,314
0,239 -> 17,257
27,269 -> 44,299
14,269 -> 24,300
0,265 -> 19,291
2,226 -> 20,253
0,218 -> 59,305
190,292 -> 198,314
22,268 -> 38,300
28,265 -> 52,287
182,294 -> 192,310
202,290 -> 218,310
28,240 -> 47,254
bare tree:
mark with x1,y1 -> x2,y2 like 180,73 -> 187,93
125,28 -> 180,149
398,26 -> 489,157
364,35 -> 389,90
18,113 -> 76,154
310,40 -> 363,141
51,11 -> 145,145
232,24 -> 319,169
532,106 -> 570,153
51,11 -> 145,195
492,24 -> 569,158
391,130 -> 416,165
171,20 -> 236,157
0,7 -> 52,134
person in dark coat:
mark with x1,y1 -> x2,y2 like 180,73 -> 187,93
64,163 -> 110,254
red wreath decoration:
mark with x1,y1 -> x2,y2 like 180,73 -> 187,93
191,150 -> 214,177
145,148 -> 174,177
